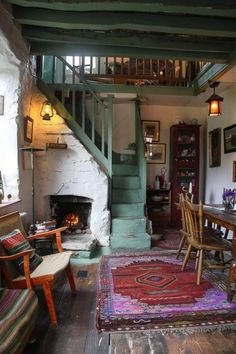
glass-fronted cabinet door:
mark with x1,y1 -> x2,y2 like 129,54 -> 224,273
170,124 -> 200,226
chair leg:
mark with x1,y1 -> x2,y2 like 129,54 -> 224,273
66,263 -> 77,295
195,250 -> 200,271
181,244 -> 192,271
219,251 -> 224,263
42,282 -> 57,326
197,250 -> 204,285
176,233 -> 186,259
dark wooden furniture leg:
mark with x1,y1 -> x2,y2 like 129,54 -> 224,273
228,237 -> 236,302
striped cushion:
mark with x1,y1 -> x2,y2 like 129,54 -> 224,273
0,229 -> 43,275
0,288 -> 38,354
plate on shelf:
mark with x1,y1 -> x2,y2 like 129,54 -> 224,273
151,196 -> 163,202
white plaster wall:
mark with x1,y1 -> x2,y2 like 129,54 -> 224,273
205,84 -> 236,204
31,90 -> 110,246
113,102 -> 135,152
0,68 -> 19,200
140,104 -> 207,199
0,6 -> 31,211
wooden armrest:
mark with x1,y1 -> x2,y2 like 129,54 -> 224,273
27,226 -> 67,253
0,249 -> 34,261
0,250 -> 33,289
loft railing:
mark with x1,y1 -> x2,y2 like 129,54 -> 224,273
39,55 -> 206,88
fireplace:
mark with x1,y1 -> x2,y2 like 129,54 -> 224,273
50,195 -> 92,233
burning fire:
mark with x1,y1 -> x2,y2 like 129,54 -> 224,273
62,213 -> 80,229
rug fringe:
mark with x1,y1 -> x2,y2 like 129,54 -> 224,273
105,322 -> 236,335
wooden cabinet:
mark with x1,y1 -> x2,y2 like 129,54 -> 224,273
170,124 -> 200,226
146,188 -> 171,230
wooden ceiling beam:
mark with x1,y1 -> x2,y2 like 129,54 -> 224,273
13,7 -> 236,38
9,0 -> 236,18
30,42 -> 228,63
23,26 -> 234,54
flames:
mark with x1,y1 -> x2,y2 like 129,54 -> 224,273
62,213 -> 80,229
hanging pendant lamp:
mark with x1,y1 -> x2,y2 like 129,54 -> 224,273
206,81 -> 224,117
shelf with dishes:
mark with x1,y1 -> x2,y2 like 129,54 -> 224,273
146,189 -> 171,209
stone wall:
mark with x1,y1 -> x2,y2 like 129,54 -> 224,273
31,90 -> 110,246
0,5 -> 110,245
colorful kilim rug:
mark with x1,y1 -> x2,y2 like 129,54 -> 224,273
152,228 -> 182,250
96,252 -> 236,333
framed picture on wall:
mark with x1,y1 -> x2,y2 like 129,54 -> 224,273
209,128 -> 221,167
24,116 -> 34,143
233,161 -> 236,182
142,120 -> 160,142
224,124 -> 236,153
146,143 -> 166,164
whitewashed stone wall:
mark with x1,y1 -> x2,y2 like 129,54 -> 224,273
0,6 -> 32,209
0,6 -> 110,245
32,91 -> 110,246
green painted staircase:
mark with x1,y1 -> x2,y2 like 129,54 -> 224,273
111,164 -> 150,249
38,56 -> 150,250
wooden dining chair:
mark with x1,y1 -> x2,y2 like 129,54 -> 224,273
176,192 -> 194,259
181,199 -> 232,285
0,212 -> 76,326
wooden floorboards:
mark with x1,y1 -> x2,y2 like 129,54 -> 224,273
23,262 -> 236,354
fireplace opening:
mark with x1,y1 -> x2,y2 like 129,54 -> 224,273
50,195 -> 92,233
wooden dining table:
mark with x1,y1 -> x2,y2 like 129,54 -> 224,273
203,205 -> 236,302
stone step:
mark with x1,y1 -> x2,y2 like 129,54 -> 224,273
112,189 -> 143,203
111,203 -> 144,217
61,234 -> 97,259
112,175 -> 140,189
112,217 -> 146,233
111,232 -> 151,249
113,164 -> 138,176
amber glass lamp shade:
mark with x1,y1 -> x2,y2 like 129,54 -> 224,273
205,82 -> 224,117
206,95 -> 223,117
40,100 -> 53,120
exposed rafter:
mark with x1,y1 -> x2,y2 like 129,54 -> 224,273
8,0 -> 236,18
30,42 -> 228,63
13,7 -> 236,39
23,27 -> 234,54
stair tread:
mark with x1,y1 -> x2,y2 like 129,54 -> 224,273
112,202 -> 144,204
112,232 -> 150,236
112,216 -> 146,220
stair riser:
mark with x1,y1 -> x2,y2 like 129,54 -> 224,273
112,203 -> 144,217
112,218 -> 146,233
111,233 -> 150,249
113,176 -> 140,189
112,189 -> 142,203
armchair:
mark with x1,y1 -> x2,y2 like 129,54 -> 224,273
0,212 -> 76,325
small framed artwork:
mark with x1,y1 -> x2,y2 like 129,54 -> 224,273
0,96 -> 4,115
142,120 -> 160,142
24,116 -> 34,143
233,161 -> 236,182
224,124 -> 236,153
146,143 -> 166,164
209,128 -> 221,167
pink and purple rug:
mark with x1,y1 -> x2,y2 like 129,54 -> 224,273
96,252 -> 236,333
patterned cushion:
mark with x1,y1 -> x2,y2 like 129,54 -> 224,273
0,229 -> 43,275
